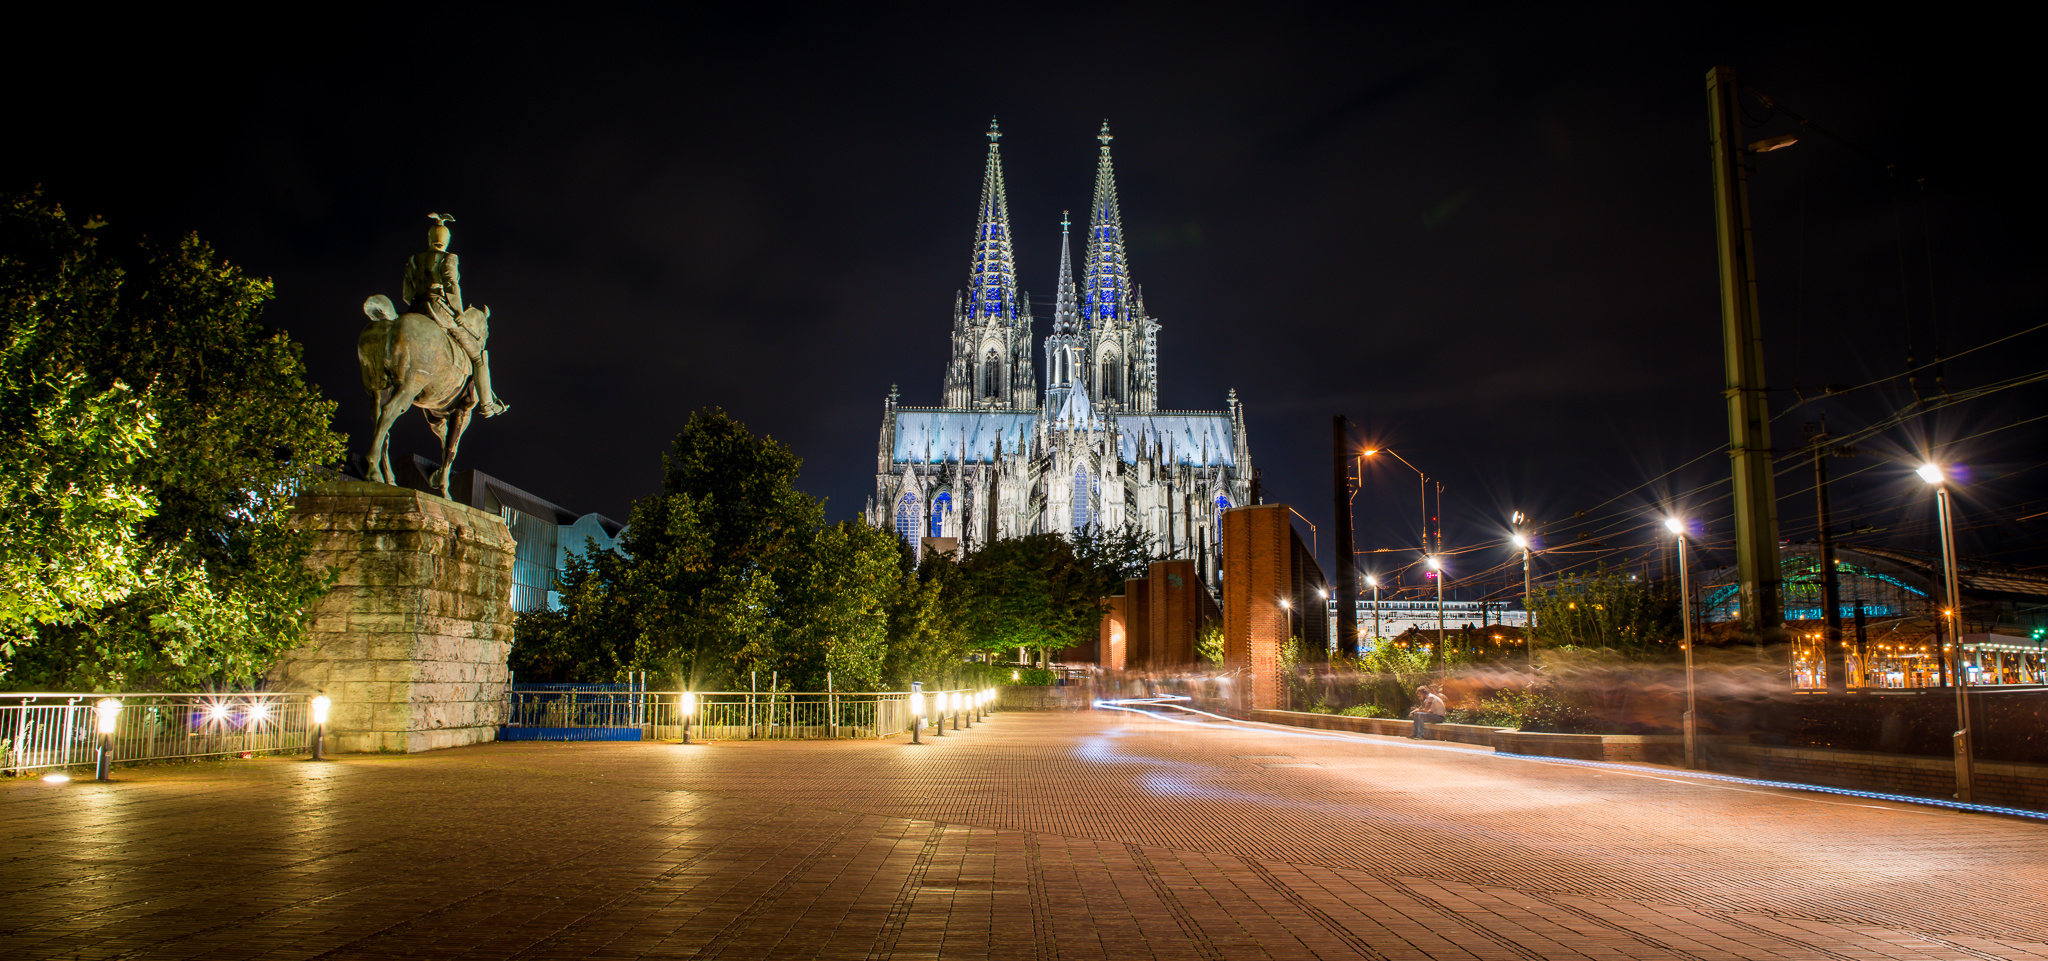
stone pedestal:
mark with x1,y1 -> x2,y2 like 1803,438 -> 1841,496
269,480 -> 517,753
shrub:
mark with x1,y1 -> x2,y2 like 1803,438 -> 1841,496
1339,704 -> 1389,719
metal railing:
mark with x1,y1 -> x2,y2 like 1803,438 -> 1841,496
499,687 -> 991,740
1,693 -> 311,774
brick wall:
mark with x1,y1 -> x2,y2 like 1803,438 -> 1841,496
1149,559 -> 1201,668
1125,578 -> 1152,668
1223,505 -> 1292,711
1100,596 -> 1127,672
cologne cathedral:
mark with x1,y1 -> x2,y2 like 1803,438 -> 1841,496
866,121 -> 1254,586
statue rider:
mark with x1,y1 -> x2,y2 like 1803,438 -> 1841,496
402,213 -> 509,417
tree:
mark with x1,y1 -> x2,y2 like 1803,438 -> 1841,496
1527,564 -> 1682,655
959,534 -> 1105,664
511,409 -> 900,691
1,194 -> 344,689
1,202 -> 159,659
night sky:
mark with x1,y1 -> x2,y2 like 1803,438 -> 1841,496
9,7 -> 2042,599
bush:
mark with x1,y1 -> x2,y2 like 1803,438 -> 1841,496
1339,704 -> 1389,719
1474,688 -> 1602,734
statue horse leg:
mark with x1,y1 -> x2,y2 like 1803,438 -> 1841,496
367,380 -> 423,486
429,405 -> 475,500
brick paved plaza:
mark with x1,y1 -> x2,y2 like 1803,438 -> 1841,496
4,709 -> 2045,960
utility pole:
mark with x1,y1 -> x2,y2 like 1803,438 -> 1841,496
1333,416 -> 1359,658
1707,65 -> 1786,642
1809,420 -> 1847,693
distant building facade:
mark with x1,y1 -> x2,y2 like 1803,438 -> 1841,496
867,121 -> 1253,585
397,455 -> 625,612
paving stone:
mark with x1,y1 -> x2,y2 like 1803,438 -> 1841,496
2,711 -> 2045,959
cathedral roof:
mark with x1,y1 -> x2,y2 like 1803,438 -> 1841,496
889,408 -> 1236,468
892,409 -> 1037,463
1116,413 -> 1237,467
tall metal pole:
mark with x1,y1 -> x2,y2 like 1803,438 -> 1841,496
1333,416 -> 1359,658
1707,66 -> 1786,643
1813,431 -> 1846,693
1934,483 -> 1974,801
1676,529 -> 1698,770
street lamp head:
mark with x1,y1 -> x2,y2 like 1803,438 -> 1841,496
1362,449 -> 1379,456
1425,555 -> 1441,570
1365,574 -> 1378,587
1917,462 -> 1944,486
1317,588 -> 1327,599
1279,598 -> 1290,609
1664,516 -> 1684,534
1511,534 -> 1528,549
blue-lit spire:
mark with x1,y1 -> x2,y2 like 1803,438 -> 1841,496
1053,210 -> 1079,335
966,118 -> 1020,323
1081,120 -> 1130,329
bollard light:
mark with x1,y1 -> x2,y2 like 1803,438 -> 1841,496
310,694 -> 332,761
94,698 -> 120,781
909,683 -> 923,744
680,691 -> 696,745
934,692 -> 947,736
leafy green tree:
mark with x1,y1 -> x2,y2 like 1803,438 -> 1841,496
513,409 -> 906,692
1,203 -> 159,660
1527,564 -> 1682,655
1,194 -> 343,689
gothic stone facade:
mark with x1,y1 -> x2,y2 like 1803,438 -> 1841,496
866,121 -> 1253,586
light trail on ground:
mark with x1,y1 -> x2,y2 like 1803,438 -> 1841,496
1093,695 -> 2048,822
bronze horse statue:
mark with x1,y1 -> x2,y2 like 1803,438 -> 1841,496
357,294 -> 485,497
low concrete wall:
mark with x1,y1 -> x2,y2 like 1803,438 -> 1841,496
1713,743 -> 2048,810
1251,709 -> 2047,811
1000,685 -> 1092,711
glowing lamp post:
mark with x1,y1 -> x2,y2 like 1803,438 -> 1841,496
951,691 -> 962,731
1920,461 -> 1974,802
909,682 -> 924,744
933,688 -> 946,737
961,690 -> 973,729
310,694 -> 332,761
1365,575 -> 1380,645
1425,555 -> 1445,665
1666,517 -> 1698,769
94,698 -> 120,782
679,691 -> 696,745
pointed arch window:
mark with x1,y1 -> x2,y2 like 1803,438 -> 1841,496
1072,465 -> 1096,531
983,349 -> 1002,400
932,491 -> 951,538
896,492 -> 922,561
1100,354 -> 1119,405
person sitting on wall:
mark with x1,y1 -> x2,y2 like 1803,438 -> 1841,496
1409,683 -> 1446,739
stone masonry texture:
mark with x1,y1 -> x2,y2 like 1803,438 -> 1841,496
268,480 -> 517,753
1224,504 -> 1292,711
8,710 -> 2048,960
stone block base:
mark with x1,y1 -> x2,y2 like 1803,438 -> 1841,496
270,481 -> 517,753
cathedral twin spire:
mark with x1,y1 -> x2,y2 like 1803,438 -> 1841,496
947,118 -> 1149,412
965,119 -> 1020,324
1081,121 -> 1132,332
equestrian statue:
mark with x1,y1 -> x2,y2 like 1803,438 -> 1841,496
358,213 -> 511,497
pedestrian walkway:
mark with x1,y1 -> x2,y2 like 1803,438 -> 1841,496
3,709 -> 2044,959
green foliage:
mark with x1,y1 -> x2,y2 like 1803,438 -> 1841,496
1005,667 -> 1056,686
1,194 -> 343,689
1339,704 -> 1389,718
1462,687 -> 1601,734
1527,564 -> 1682,654
1196,622 -> 1225,665
958,533 -> 1112,660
